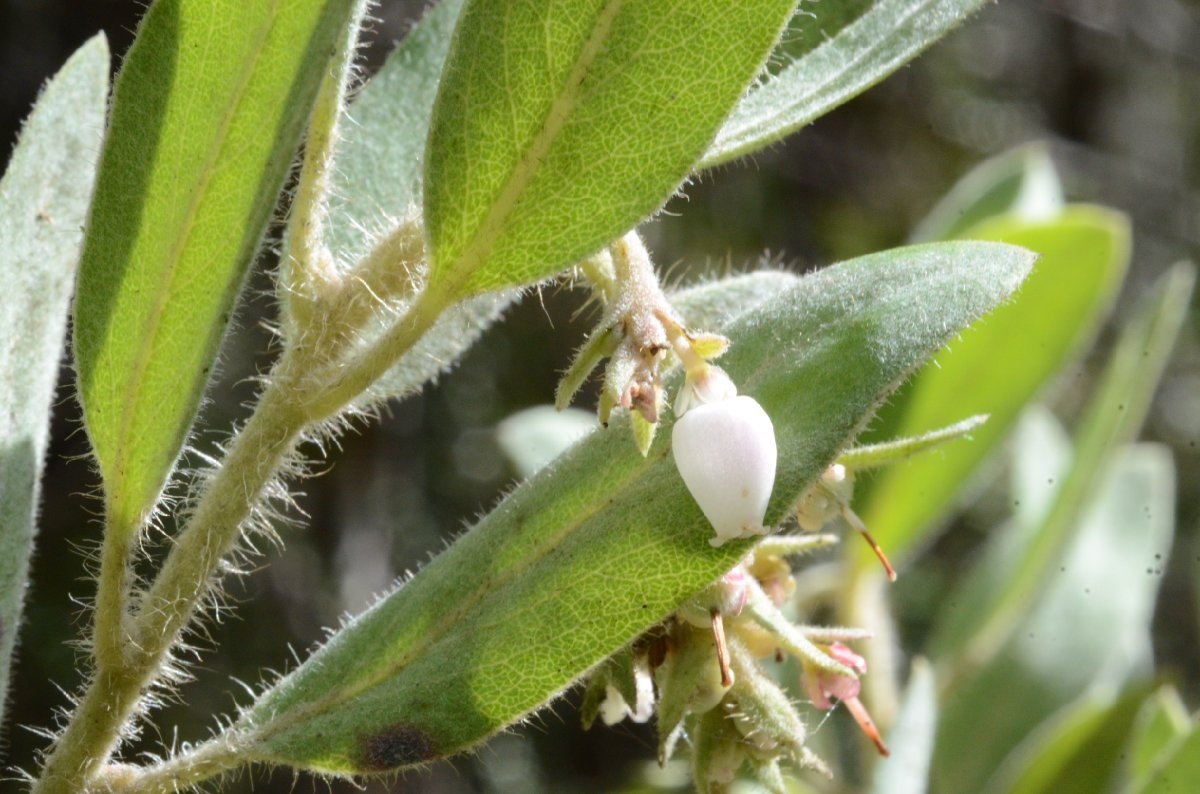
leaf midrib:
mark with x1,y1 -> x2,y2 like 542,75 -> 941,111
439,0 -> 624,294
109,1 -> 284,524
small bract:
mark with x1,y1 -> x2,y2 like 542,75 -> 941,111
672,391 -> 777,546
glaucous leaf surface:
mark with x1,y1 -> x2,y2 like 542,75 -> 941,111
939,265 -> 1193,666
72,0 -> 360,540
932,436 -> 1175,792
869,658 -> 938,794
280,0 -> 511,406
0,34 -> 108,729
356,289 -> 518,406
700,0 -> 990,168
496,405 -> 596,479
324,0 -> 464,265
234,242 -> 1033,774
423,0 -> 796,297
929,407 -> 1070,658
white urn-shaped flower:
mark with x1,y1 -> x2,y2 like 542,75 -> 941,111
671,368 -> 777,546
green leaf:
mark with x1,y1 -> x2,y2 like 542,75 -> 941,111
0,35 -> 108,731
72,0 -> 360,539
932,440 -> 1176,793
929,406 -> 1070,657
423,0 -> 796,298
1128,686 -> 1192,793
234,241 -> 1032,774
287,0 -> 510,408
1136,717 -> 1200,794
948,264 -> 1193,669
855,207 -> 1130,567
671,269 -> 801,331
910,144 -> 1065,243
868,657 -> 937,794
982,683 -> 1156,794
837,414 -> 989,470
700,0 -> 990,169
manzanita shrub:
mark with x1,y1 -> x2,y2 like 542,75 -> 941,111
2,1 -> 1194,793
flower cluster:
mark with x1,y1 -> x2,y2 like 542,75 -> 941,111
565,232 -> 900,790
582,537 -> 889,792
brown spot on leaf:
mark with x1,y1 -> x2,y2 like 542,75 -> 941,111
360,724 -> 436,770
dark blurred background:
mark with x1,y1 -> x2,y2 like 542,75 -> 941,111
2,0 -> 1198,791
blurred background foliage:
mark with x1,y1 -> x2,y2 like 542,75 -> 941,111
2,0 -> 1198,791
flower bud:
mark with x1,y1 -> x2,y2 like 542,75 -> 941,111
672,394 -> 777,546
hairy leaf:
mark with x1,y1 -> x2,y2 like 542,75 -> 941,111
236,242 -> 1033,774
73,0 -> 359,540
933,435 -> 1176,792
324,0 -> 465,265
319,0 -> 509,406
423,0 -> 797,298
701,0 -> 990,168
838,414 -> 989,470
942,265 -> 1193,671
0,35 -> 108,730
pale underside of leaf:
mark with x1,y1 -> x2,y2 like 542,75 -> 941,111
0,33 -> 109,729
701,0 -> 990,169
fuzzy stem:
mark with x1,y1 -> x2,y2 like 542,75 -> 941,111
34,271 -> 445,792
299,285 -> 448,422
95,731 -> 250,794
609,234 -> 705,377
321,216 -> 425,343
131,383 -> 307,667
610,231 -> 672,317
34,7 -> 431,787
92,521 -> 136,671
32,380 -> 309,794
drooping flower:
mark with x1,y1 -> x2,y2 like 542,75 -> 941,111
672,368 -> 777,546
